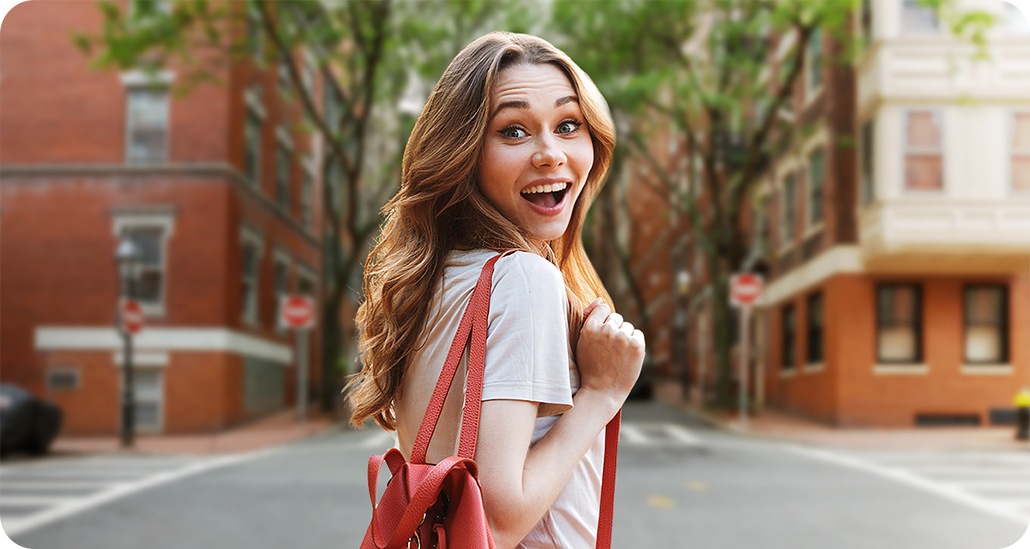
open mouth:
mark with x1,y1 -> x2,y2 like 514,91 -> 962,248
520,182 -> 569,209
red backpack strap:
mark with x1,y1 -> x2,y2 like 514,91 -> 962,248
595,411 -> 620,549
410,251 -> 511,464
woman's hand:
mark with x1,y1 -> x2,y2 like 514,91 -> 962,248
575,299 -> 645,410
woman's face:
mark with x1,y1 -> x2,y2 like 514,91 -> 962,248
478,63 -> 594,244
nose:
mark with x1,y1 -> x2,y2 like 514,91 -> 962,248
531,134 -> 567,169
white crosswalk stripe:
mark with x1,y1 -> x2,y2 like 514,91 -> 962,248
857,450 -> 1030,523
0,452 -> 262,537
619,422 -> 704,448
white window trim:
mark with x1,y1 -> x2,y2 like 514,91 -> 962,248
899,0 -> 943,35
245,85 -> 267,120
112,351 -> 170,368
297,264 -> 318,298
276,125 -> 294,150
273,248 -> 293,334
124,84 -> 171,165
117,364 -> 165,434
111,207 -> 176,317
804,28 -> 824,107
874,364 -> 929,375
803,362 -> 825,374
775,159 -> 801,255
804,147 -> 827,235
902,107 -> 946,194
1010,109 -> 1030,194
120,70 -> 175,88
240,226 -> 265,328
960,364 -> 1013,375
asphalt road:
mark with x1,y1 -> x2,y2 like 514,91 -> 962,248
4,402 -> 1028,549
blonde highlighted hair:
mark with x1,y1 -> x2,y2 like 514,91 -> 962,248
347,32 -> 616,430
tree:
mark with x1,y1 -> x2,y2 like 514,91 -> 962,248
550,0 -> 994,407
74,0 -> 526,412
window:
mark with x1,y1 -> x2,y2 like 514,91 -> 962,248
861,0 -> 873,43
301,163 -> 314,229
780,172 -> 797,247
247,2 -> 264,59
806,293 -> 824,364
1012,112 -> 1030,191
47,369 -> 80,391
240,230 -> 263,325
279,50 -> 292,98
964,285 -> 1009,363
807,148 -> 825,226
904,110 -> 944,191
861,121 -> 875,205
245,110 -> 262,186
782,304 -> 796,371
277,136 -> 292,211
876,284 -> 922,363
133,369 -> 164,432
805,28 -> 823,96
901,0 -> 939,33
273,254 -> 290,332
120,226 -> 166,306
126,87 -> 169,164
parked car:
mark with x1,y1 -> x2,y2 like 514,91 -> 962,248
0,384 -> 62,457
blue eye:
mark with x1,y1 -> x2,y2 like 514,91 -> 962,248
499,126 -> 528,139
557,120 -> 583,135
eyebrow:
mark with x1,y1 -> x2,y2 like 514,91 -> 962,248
490,95 -> 580,120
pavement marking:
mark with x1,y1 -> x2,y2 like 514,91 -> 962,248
647,495 -> 675,508
620,422 -> 704,447
0,449 -> 276,538
786,445 -> 1029,526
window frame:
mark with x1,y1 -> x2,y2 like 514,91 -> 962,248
112,208 -> 175,317
273,249 -> 292,334
963,284 -> 1009,364
779,171 -> 798,250
301,156 -> 316,230
276,127 -> 294,212
903,108 -> 945,193
124,85 -> 170,165
807,147 -> 826,228
860,120 -> 876,206
244,85 -> 265,187
875,283 -> 923,365
806,292 -> 824,366
240,227 -> 264,327
781,303 -> 797,373
804,27 -> 824,101
47,368 -> 81,391
900,0 -> 941,34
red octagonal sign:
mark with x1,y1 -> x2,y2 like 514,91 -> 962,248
730,273 -> 764,308
122,299 -> 144,334
281,295 -> 316,330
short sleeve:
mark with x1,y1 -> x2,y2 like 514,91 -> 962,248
481,252 -> 573,417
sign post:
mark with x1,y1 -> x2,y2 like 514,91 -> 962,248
280,295 -> 316,424
730,273 -> 763,430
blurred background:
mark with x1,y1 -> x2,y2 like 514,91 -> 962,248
1,0 -> 1030,548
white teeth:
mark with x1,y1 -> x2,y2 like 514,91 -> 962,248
520,182 -> 569,195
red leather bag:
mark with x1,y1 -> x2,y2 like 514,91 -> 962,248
360,252 -> 621,549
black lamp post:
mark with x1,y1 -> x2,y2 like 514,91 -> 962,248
676,269 -> 692,402
115,236 -> 140,449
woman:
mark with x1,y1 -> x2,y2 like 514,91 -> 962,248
348,32 -> 644,549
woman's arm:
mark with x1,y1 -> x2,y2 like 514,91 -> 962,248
475,301 -> 643,549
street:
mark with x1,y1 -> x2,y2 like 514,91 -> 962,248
3,402 -> 1028,549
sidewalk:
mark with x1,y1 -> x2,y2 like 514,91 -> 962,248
50,407 -> 340,457
688,405 -> 1030,451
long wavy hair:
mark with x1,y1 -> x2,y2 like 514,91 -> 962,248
347,32 -> 616,430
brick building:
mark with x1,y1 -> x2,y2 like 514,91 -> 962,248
0,1 -> 334,434
722,0 -> 1030,427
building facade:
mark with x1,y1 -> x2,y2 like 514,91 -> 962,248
750,0 -> 1030,427
0,1 -> 331,435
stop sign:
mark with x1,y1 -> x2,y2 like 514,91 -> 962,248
122,299 -> 144,334
280,295 -> 316,329
730,273 -> 764,308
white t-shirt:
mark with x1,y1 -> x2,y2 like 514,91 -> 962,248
396,249 -> 604,549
